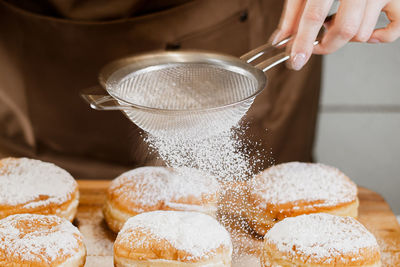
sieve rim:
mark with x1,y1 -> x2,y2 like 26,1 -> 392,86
98,50 -> 267,113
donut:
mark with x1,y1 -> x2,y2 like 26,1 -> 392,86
113,210 -> 232,267
246,162 -> 358,235
261,213 -> 381,267
0,157 -> 79,221
0,213 -> 86,266
103,166 -> 219,232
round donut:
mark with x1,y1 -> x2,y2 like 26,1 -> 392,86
0,213 -> 86,266
114,210 -> 232,267
246,162 -> 358,236
0,157 -> 79,221
104,166 -> 219,232
261,213 -> 381,267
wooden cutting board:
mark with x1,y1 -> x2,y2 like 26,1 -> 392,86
76,180 -> 400,267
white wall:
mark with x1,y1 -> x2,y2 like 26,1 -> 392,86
315,30 -> 400,213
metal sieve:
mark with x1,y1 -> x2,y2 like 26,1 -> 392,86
81,38 -> 295,137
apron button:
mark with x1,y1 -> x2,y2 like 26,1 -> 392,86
239,10 -> 248,22
166,42 -> 181,50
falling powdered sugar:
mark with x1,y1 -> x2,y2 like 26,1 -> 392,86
117,210 -> 232,261
145,125 -> 264,182
265,213 -> 380,264
0,158 -> 77,209
0,214 -> 83,264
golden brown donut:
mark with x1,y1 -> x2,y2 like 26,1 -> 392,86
0,157 -> 79,221
0,213 -> 86,267
113,210 -> 232,267
261,213 -> 381,267
246,162 -> 359,236
104,166 -> 219,232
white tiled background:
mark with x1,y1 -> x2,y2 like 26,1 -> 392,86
315,18 -> 400,214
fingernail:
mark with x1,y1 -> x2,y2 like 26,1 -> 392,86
368,38 -> 380,44
291,53 -> 307,71
269,30 -> 281,46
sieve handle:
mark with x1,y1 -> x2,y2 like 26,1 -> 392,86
249,38 -> 319,72
240,37 -> 291,64
81,86 -> 134,110
241,14 -> 334,72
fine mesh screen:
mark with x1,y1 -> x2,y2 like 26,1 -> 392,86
97,58 -> 265,136
111,63 -> 258,110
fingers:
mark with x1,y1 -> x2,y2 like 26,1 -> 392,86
289,0 -> 334,70
275,0 -> 400,71
314,0 -> 366,55
353,0 -> 386,42
369,0 -> 400,43
269,0 -> 304,45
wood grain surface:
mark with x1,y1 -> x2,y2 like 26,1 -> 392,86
76,180 -> 400,266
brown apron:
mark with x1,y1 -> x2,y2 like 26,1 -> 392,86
0,0 -> 322,179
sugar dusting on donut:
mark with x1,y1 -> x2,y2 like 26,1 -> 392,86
265,213 -> 379,263
118,211 -> 232,261
251,162 -> 357,208
0,158 -> 77,209
110,167 -> 219,211
0,214 -> 83,264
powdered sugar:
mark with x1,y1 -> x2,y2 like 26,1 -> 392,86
0,214 -> 83,264
0,158 -> 77,209
250,162 -> 357,208
146,126 -> 265,182
265,213 -> 379,263
77,208 -> 114,256
110,167 -> 219,211
117,211 -> 232,261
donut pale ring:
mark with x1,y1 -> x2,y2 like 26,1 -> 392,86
261,213 -> 381,267
0,214 -> 86,267
0,157 -> 79,222
104,167 -> 219,232
246,162 -> 359,236
114,211 -> 233,267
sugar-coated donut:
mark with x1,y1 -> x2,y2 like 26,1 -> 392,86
261,213 -> 381,267
246,162 -> 358,236
104,166 -> 219,232
114,210 -> 233,267
0,157 -> 79,221
0,213 -> 86,266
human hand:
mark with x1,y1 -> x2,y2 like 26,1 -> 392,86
270,0 -> 400,70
